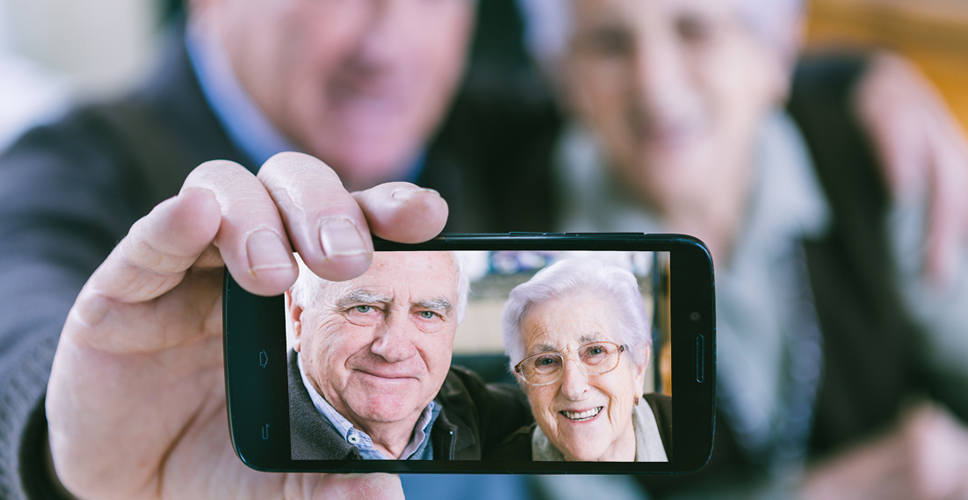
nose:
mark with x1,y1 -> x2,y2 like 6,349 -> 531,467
559,358 -> 590,401
369,311 -> 417,362
349,0 -> 404,73
632,32 -> 690,117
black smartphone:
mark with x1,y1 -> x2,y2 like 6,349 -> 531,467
223,233 -> 715,474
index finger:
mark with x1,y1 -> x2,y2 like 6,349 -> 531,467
257,152 -> 374,282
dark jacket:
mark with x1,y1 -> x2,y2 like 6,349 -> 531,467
484,393 -> 672,461
288,351 -> 532,460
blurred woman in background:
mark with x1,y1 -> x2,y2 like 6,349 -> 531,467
520,0 -> 968,497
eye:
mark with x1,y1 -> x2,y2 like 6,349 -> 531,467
575,24 -> 634,59
354,305 -> 373,313
533,355 -> 560,368
581,343 -> 610,363
418,311 -> 439,320
676,13 -> 720,45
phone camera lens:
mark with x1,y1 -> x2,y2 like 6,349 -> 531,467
690,312 -> 701,322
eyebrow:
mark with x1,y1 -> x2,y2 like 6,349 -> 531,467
531,343 -> 559,354
529,333 -> 608,355
415,298 -> 453,313
336,289 -> 392,309
578,333 -> 607,344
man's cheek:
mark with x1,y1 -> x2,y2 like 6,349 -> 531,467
413,336 -> 449,370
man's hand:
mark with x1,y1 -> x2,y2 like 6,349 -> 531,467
853,52 -> 968,283
800,403 -> 968,500
45,152 -> 446,500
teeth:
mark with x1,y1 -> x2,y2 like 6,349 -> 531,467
561,406 -> 603,421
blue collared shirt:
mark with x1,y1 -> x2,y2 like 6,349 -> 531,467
297,352 -> 441,460
184,23 -> 425,180
185,22 -> 296,170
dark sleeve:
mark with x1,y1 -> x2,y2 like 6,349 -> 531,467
482,425 -> 534,461
448,366 -> 534,454
787,52 -> 889,216
0,112 -> 154,500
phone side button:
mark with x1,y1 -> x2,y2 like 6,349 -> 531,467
696,335 -> 705,383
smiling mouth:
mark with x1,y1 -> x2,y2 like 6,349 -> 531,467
357,370 -> 417,381
561,406 -> 603,421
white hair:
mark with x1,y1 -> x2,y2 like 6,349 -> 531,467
501,258 -> 652,373
517,0 -> 805,77
289,251 -> 470,324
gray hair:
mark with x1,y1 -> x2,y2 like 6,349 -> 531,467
517,0 -> 805,77
501,258 -> 652,373
290,251 -> 470,324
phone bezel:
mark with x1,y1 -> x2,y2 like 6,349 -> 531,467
223,233 -> 716,474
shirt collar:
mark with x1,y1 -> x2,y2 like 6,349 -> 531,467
556,110 -> 830,256
297,351 -> 440,460
185,22 -> 297,171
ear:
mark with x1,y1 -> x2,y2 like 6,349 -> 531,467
286,290 -> 305,352
632,345 -> 650,394
767,15 -> 806,104
557,56 -> 592,123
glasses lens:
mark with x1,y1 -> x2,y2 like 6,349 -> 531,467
580,342 -> 621,373
518,342 -> 624,385
522,353 -> 562,384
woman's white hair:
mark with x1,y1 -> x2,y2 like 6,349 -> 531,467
501,258 -> 652,373
516,0 -> 805,77
289,252 -> 470,324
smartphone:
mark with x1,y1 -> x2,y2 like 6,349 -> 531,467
223,233 -> 715,474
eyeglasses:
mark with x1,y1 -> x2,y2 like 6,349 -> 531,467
514,341 -> 626,386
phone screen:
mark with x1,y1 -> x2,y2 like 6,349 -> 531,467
224,233 -> 714,474
286,250 -> 673,463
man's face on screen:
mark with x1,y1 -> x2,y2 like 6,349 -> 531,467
293,252 -> 460,434
195,0 -> 474,191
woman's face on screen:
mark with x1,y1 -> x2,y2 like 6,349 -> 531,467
519,294 -> 646,461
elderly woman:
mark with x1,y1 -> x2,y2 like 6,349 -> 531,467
486,258 -> 671,462
515,0 -> 968,497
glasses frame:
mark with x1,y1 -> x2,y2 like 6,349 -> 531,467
514,341 -> 627,387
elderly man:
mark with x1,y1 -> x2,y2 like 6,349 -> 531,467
0,0 -> 482,496
285,252 -> 527,460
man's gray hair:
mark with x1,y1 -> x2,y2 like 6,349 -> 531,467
290,251 -> 470,324
501,258 -> 652,373
517,0 -> 805,76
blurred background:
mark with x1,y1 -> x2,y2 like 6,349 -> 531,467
0,0 -> 161,148
4,0 -> 968,148
808,0 -> 968,128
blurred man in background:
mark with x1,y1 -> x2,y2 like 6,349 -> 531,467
1,0 -> 968,499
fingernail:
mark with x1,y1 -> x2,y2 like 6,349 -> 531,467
319,218 -> 368,259
392,187 -> 439,201
246,230 -> 293,275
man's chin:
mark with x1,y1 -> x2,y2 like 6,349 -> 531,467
350,397 -> 424,425
315,142 -> 420,190
343,378 -> 427,420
